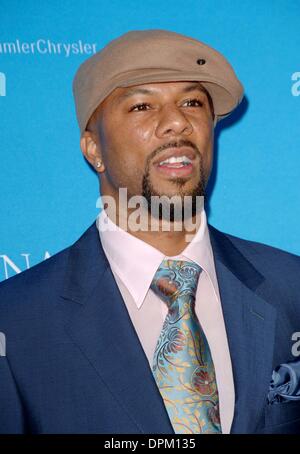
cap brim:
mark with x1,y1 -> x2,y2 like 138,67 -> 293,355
81,70 -> 243,134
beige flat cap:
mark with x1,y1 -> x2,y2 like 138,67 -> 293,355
73,29 -> 244,134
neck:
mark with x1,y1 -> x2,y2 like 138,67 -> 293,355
103,202 -> 202,256
127,224 -> 200,256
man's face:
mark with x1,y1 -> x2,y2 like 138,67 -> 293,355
85,81 -> 215,209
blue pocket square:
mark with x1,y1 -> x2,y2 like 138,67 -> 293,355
267,359 -> 300,405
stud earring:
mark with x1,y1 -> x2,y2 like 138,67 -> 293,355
96,160 -> 102,169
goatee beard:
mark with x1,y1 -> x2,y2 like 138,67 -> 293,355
142,168 -> 206,222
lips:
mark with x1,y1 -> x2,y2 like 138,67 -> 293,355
153,147 -> 197,167
152,146 -> 197,177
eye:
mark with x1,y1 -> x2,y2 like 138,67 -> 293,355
129,103 -> 151,112
182,98 -> 204,107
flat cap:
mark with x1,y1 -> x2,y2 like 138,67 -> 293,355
73,29 -> 244,134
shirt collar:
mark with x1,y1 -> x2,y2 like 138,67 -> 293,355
97,206 -> 218,308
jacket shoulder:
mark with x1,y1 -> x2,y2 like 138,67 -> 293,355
0,243 -> 69,308
209,224 -> 300,282
210,224 -> 300,258
0,222 -> 97,312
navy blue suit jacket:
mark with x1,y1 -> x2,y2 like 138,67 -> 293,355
1,221 -> 300,434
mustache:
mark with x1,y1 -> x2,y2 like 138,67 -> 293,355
148,139 -> 200,165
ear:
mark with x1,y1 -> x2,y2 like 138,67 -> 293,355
80,131 -> 105,172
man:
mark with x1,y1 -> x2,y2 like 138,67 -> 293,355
0,29 -> 300,434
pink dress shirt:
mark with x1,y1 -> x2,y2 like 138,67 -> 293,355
96,207 -> 235,433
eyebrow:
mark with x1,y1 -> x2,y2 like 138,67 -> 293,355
116,82 -> 208,103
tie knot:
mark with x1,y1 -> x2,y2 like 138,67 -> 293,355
150,259 -> 201,307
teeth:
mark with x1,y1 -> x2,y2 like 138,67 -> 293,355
159,155 -> 192,165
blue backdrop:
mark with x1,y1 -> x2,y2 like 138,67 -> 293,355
1,0 -> 299,281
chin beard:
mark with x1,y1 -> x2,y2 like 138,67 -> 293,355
142,171 -> 206,222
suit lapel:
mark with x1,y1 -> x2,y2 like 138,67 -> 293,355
209,225 -> 277,433
60,222 -> 173,434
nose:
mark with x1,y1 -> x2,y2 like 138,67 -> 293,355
155,104 -> 193,138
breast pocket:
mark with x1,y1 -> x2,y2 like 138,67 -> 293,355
264,400 -> 300,429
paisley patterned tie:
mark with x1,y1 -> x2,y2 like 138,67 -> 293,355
150,259 -> 222,434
